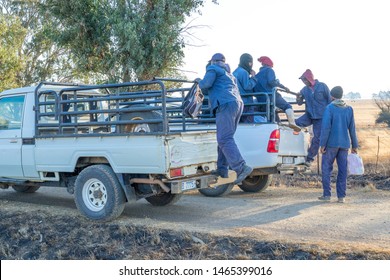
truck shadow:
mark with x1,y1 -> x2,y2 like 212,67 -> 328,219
121,195 -> 327,230
227,201 -> 326,226
1,186 -> 327,230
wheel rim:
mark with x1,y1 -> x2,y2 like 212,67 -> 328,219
82,178 -> 108,211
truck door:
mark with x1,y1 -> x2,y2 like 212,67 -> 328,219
0,95 -> 25,177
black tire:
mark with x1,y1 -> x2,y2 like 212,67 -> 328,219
74,165 -> 126,221
238,174 -> 273,193
12,186 -> 40,193
198,183 -> 234,197
119,109 -> 163,133
145,192 -> 183,206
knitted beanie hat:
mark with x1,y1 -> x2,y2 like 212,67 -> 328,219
330,86 -> 343,99
210,53 -> 225,62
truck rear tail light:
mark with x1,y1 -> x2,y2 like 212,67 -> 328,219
170,168 -> 183,178
267,129 -> 280,153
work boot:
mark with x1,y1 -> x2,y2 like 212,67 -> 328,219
304,161 -> 312,167
233,165 -> 253,185
337,197 -> 345,203
285,108 -> 301,132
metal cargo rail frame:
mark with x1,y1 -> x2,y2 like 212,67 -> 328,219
34,79 -> 305,138
34,79 -> 217,138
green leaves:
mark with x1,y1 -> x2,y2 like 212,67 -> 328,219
0,15 -> 26,91
1,0 -> 211,86
44,0 -> 209,82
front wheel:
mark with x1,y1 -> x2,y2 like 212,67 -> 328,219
74,165 -> 126,221
198,183 -> 234,197
145,192 -> 182,206
12,186 -> 40,193
238,174 -> 273,193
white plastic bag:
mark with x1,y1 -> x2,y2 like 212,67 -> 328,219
347,153 -> 364,175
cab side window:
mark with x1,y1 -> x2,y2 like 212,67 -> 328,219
0,95 -> 25,130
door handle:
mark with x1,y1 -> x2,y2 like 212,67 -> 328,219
9,139 -> 18,143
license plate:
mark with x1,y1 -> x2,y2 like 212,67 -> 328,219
181,180 -> 197,191
283,157 -> 294,164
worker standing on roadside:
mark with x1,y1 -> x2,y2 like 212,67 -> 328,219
318,86 -> 359,203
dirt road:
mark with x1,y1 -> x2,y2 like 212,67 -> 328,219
1,183 -> 390,252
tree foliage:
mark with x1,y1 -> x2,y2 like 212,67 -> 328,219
373,91 -> 390,127
42,0 -> 215,82
1,0 -> 216,87
0,14 -> 26,92
1,0 -> 75,88
344,92 -> 361,100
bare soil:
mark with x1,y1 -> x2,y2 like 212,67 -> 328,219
1,172 -> 390,260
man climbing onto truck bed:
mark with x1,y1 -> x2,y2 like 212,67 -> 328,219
296,69 -> 332,167
196,53 -> 253,185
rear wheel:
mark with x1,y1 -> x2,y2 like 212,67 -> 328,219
12,186 -> 40,193
74,165 -> 126,221
145,192 -> 183,206
198,183 -> 234,197
238,174 -> 273,193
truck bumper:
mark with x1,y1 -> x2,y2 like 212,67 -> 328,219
169,174 -> 218,194
277,163 -> 308,175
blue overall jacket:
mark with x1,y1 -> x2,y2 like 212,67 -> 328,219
320,100 -> 359,149
198,64 -> 242,111
297,80 -> 331,119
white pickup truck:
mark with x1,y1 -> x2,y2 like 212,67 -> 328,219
0,79 -> 309,220
0,80 -> 219,221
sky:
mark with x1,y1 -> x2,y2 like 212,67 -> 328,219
182,0 -> 390,99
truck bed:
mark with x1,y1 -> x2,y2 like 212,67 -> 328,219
34,131 -> 217,177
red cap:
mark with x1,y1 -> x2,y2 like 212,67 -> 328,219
258,56 -> 273,67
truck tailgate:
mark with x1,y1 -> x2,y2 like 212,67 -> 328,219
234,123 -> 280,168
168,131 -> 217,170
234,124 -> 309,169
278,126 -> 309,157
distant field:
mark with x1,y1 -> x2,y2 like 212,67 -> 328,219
346,99 -> 390,164
346,99 -> 381,128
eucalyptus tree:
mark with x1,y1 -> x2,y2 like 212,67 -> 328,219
1,0 -> 216,85
0,14 -> 25,91
43,0 -> 216,82
1,0 -> 75,86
